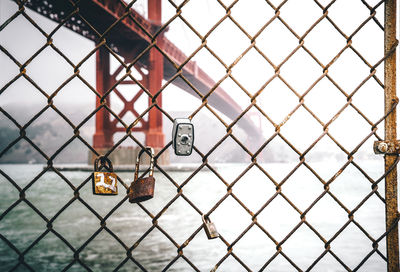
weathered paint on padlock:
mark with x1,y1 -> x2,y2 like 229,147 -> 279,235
127,147 -> 155,203
92,156 -> 118,195
93,172 -> 118,195
202,215 -> 219,239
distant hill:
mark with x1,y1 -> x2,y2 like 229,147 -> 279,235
0,103 -> 276,164
0,104 -> 94,164
0,103 -> 376,164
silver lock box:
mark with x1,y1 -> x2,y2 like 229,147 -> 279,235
172,118 -> 194,156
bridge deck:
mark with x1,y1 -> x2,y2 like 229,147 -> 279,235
23,0 -> 259,136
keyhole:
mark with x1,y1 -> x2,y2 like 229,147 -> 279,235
180,134 -> 189,144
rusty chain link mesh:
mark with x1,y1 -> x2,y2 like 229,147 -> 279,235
0,0 -> 399,271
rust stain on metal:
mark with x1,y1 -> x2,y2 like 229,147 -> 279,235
374,140 -> 400,155
384,0 -> 399,271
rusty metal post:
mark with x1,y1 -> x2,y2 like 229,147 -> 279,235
384,1 -> 399,271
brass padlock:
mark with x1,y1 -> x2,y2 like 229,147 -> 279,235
202,215 -> 219,239
92,156 -> 118,195
127,147 -> 155,203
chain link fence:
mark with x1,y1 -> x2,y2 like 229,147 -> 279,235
0,0 -> 399,271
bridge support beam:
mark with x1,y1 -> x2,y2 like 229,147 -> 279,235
91,0 -> 167,164
93,46 -> 113,149
146,0 -> 165,148
92,44 -> 167,164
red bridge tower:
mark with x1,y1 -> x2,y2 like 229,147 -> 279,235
93,0 -> 165,154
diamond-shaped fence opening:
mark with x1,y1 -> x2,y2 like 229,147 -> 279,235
328,49 -> 372,93
329,164 -> 374,209
279,47 -> 323,95
207,18 -> 250,66
181,230 -> 226,270
24,171 -> 73,218
27,46 -> 74,93
1,77 -> 48,125
162,77 -> 203,114
163,18 -> 201,58
356,195 -> 386,237
232,166 -> 276,212
280,0 -> 322,36
79,230 -> 128,271
257,77 -> 300,123
331,222 -> 376,270
305,19 -> 347,66
130,227 -> 178,270
51,27 -> 97,65
257,194 -> 300,242
52,77 -> 97,125
306,193 -> 349,239
0,13 -> 47,64
282,224 -> 326,271
304,77 -> 347,123
177,0 -> 226,37
281,164 -> 324,212
183,170 -> 226,212
211,195 -> 253,242
23,232 -> 74,271
230,0 -> 276,38
0,200 -> 46,252
231,48 -> 276,96
232,225 -> 277,271
0,0 -> 398,271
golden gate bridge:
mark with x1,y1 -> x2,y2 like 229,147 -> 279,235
22,0 -> 260,160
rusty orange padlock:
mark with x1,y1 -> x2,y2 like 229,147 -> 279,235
92,156 -> 118,195
127,147 -> 155,203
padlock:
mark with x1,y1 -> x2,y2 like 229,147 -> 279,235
92,156 -> 118,195
127,147 -> 155,203
202,215 -> 219,239
172,118 -> 194,156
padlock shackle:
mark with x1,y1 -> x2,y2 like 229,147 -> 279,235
202,214 -> 211,224
134,147 -> 155,180
94,156 -> 113,172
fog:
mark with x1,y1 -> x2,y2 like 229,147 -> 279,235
0,0 -> 397,161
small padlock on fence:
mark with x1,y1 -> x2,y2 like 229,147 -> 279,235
202,214 -> 219,239
92,156 -> 118,195
127,147 -> 155,203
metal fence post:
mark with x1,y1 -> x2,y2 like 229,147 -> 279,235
384,0 -> 399,271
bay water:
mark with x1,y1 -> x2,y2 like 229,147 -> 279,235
0,161 -> 390,271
